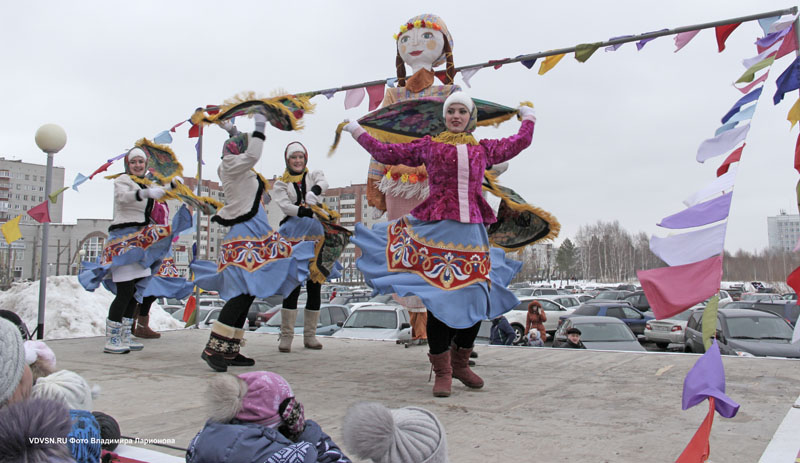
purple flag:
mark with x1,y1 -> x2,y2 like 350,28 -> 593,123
721,87 -> 762,123
515,55 -> 537,69
682,340 -> 740,418
636,29 -> 668,50
756,27 -> 791,48
605,35 -> 633,52
696,124 -> 750,163
774,56 -> 800,105
107,151 -> 127,163
658,192 -> 733,229
195,139 -> 204,165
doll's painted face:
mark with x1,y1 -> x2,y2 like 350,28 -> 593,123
128,157 -> 147,177
444,103 -> 470,133
398,27 -> 444,73
287,152 -> 306,173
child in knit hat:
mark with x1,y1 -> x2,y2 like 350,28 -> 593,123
187,371 -> 351,463
0,317 -> 32,408
342,401 -> 448,463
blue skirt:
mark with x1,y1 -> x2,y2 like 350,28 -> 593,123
352,215 -> 521,329
79,206 -> 193,302
140,251 -> 195,300
191,206 -> 315,301
278,216 -> 342,282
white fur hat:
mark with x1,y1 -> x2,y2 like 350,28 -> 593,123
343,402 -> 448,463
0,317 -> 25,406
442,91 -> 475,119
31,370 -> 97,411
126,147 -> 147,162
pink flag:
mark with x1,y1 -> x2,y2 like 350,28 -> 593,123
776,25 -> 799,59
733,72 -> 769,94
637,255 -> 723,320
89,161 -> 113,179
27,201 -> 51,224
460,67 -> 481,88
366,84 -> 385,111
344,88 -> 366,109
674,30 -> 700,52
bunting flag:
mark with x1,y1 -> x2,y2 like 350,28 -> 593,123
684,166 -> 737,206
696,124 -> 750,163
715,122 -> 738,136
27,201 -> 51,224
773,56 -> 800,105
676,398 -> 715,463
716,144 -> 744,177
787,265 -> 800,303
756,26 -> 791,49
460,67 -> 481,88
775,25 -> 798,59
89,161 -> 113,179
538,53 -> 565,75
344,87 -> 366,109
715,23 -> 741,52
606,35 -> 633,52
366,83 -> 385,111
574,42 -> 602,62
636,29 -> 668,50
48,186 -> 69,204
674,30 -> 701,52
681,339 -> 740,417
518,57 -> 536,69
795,134 -> 800,174
701,295 -> 720,350
733,72 -> 769,94
72,173 -> 89,191
386,77 -> 398,88
638,255 -> 723,320
649,222 -> 727,267
724,104 -> 756,125
153,130 -> 173,145
742,41 -> 781,69
658,192 -> 732,229
182,295 -> 196,324
107,152 -> 127,163
1,215 -> 22,244
170,120 -> 187,132
188,124 -> 203,138
788,98 -> 800,129
322,89 -> 337,99
758,16 -> 780,35
488,59 -> 507,70
768,14 -> 798,33
736,55 -> 775,83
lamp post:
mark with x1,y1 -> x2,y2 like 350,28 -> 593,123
34,123 -> 66,340
78,248 -> 86,275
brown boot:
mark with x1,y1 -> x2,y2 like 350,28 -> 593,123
133,315 -> 161,339
450,345 -> 484,389
428,351 -> 452,397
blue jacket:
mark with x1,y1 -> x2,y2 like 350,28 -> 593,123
490,317 -> 515,345
186,419 -> 350,463
68,409 -> 102,463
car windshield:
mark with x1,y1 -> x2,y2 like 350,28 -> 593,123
267,310 -> 304,327
667,311 -> 693,321
575,322 -> 636,342
573,305 -> 601,315
344,310 -> 397,329
512,289 -> 533,297
594,292 -> 620,300
726,316 -> 793,340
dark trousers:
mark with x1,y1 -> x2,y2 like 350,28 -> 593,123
108,279 -> 142,322
282,281 -> 321,311
426,310 -> 481,355
139,296 -> 156,317
217,294 -> 255,329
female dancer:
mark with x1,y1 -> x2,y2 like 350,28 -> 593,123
343,92 -> 536,397
270,142 -> 329,352
191,115 -> 315,372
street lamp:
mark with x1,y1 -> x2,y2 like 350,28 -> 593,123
34,123 -> 66,340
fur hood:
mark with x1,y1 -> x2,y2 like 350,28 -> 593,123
0,398 -> 74,463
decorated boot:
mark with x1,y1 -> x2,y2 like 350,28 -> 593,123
229,328 -> 255,367
133,314 -> 161,339
428,351 -> 452,397
121,317 -> 144,351
202,321 -> 237,372
278,309 -> 297,353
103,319 -> 130,354
303,309 -> 323,350
450,345 -> 484,389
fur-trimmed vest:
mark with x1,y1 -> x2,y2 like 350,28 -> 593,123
271,170 -> 328,218
212,133 -> 266,226
110,174 -> 153,231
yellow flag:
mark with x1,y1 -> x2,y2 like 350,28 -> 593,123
701,295 -> 720,351
1,215 -> 22,244
788,98 -> 800,130
538,53 -> 566,75
48,186 -> 69,204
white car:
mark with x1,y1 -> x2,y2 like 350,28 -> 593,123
331,304 -> 411,341
504,297 -> 576,343
644,310 -> 693,349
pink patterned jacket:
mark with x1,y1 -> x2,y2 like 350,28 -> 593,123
354,119 -> 534,225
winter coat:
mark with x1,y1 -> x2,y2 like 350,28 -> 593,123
186,418 -> 350,463
561,339 -> 586,349
68,409 -> 102,463
354,119 -> 534,225
212,132 -> 266,226
271,170 -> 329,219
490,317 -> 515,346
525,308 -> 547,343
110,174 -> 154,230
0,398 -> 75,463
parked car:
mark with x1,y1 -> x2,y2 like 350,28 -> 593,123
644,310 -> 693,349
623,291 -> 650,312
505,297 -> 576,343
155,297 -> 185,315
349,293 -> 402,310
560,303 -> 653,336
724,301 -> 800,327
171,306 -> 214,324
591,290 -> 633,301
616,284 -> 636,292
512,287 -> 559,297
740,292 -> 785,303
538,294 -> 582,310
329,292 -> 372,307
574,294 -> 594,303
331,304 -> 411,341
552,316 -> 646,352
245,299 -> 275,330
782,293 -> 797,301
684,307 -> 800,358
254,304 -> 350,336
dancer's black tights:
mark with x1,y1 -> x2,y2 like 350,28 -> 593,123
139,296 -> 156,317
108,279 -> 142,323
217,294 -> 255,329
282,281 -> 321,311
426,310 -> 481,355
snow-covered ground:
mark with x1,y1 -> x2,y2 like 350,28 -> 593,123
0,276 -> 184,340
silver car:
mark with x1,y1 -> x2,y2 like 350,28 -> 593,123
644,310 -> 693,349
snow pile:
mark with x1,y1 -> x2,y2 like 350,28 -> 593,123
0,276 -> 184,340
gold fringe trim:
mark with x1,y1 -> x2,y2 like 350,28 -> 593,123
328,121 -> 349,157
134,138 -> 185,184
193,92 -> 315,132
278,168 -> 309,183
431,131 -> 479,146
310,203 -> 341,223
253,169 -> 271,192
477,113 -> 516,128
482,171 -> 561,250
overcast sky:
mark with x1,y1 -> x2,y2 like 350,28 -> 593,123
2,0 -> 797,253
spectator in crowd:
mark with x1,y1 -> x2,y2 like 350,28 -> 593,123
524,300 -> 547,344
523,330 -> 544,347
342,401 -> 448,463
561,327 -> 586,349
490,315 -> 516,346
24,340 -> 58,384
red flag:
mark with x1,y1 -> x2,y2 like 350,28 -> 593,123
206,105 -> 220,116
676,398 -> 715,463
188,124 -> 203,138
637,255 -> 723,320
366,84 -> 385,111
27,201 -> 51,223
488,59 -> 508,69
182,295 -> 196,322
795,134 -> 800,175
170,120 -> 187,132
89,161 -> 113,179
777,25 -> 799,59
715,23 -> 741,52
787,266 -> 800,305
716,143 -> 745,177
